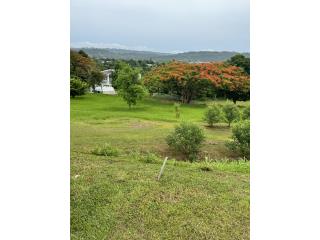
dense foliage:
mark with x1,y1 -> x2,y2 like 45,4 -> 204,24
70,77 -> 88,98
115,63 -> 148,108
227,120 -> 250,159
70,50 -> 104,89
143,61 -> 250,103
226,54 -> 250,74
95,58 -> 157,73
166,122 -> 205,161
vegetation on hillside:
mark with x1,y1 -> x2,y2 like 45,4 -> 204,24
95,58 -> 158,74
70,48 -> 250,238
72,47 -> 249,62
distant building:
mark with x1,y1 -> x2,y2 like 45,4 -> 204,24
90,69 -> 116,95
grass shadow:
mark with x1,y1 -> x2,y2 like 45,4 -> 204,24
107,106 -> 149,112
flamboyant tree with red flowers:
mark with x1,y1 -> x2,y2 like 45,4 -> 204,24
143,61 -> 249,103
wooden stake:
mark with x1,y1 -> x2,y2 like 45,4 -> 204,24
157,157 -> 168,181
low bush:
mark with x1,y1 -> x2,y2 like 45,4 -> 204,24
70,77 -> 88,98
91,143 -> 119,157
203,104 -> 223,127
166,122 -> 205,161
226,120 -> 250,159
222,103 -> 241,127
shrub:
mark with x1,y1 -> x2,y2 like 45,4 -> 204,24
166,122 -> 205,161
91,143 -> 119,157
70,77 -> 88,98
226,120 -> 250,159
222,103 -> 241,127
242,105 -> 250,120
203,104 -> 223,127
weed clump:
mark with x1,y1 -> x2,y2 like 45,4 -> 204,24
139,152 -> 162,164
92,143 -> 119,157
129,150 -> 162,164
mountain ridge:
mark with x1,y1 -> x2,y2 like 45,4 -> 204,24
71,47 -> 249,62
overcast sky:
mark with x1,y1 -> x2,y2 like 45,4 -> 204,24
71,0 -> 249,53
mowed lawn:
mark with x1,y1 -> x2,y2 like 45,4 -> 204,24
71,94 -> 250,240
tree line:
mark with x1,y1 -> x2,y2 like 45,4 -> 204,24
70,49 -> 250,107
143,60 -> 250,104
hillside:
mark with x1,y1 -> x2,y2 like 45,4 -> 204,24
71,94 -> 250,239
72,47 -> 249,62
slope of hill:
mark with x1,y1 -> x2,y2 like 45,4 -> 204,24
167,51 -> 249,62
72,48 -> 249,62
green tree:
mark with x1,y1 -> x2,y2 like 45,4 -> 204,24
222,103 -> 240,127
112,60 -> 128,89
70,77 -> 88,98
166,122 -> 205,161
89,70 -> 104,91
203,104 -> 223,127
227,54 -> 250,74
116,64 -> 147,108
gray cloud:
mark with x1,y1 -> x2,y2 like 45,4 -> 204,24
71,0 -> 249,52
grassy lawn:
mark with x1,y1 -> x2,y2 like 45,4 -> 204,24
71,94 -> 249,240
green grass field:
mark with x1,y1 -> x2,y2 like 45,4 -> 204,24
71,94 -> 249,239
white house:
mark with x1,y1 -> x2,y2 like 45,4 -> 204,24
90,69 -> 116,95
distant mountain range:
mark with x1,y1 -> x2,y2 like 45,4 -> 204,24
71,48 -> 249,62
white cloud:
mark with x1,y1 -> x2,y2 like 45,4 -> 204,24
70,41 -> 157,52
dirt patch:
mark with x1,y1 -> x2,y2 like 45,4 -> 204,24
129,121 -> 155,129
207,140 -> 218,145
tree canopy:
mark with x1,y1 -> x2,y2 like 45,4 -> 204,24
115,63 -> 147,108
70,50 -> 104,89
143,61 -> 250,103
226,54 -> 250,74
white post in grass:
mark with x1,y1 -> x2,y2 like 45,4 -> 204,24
157,157 -> 168,181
